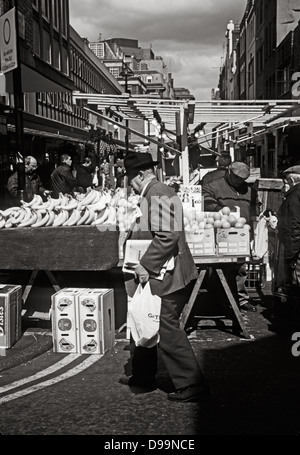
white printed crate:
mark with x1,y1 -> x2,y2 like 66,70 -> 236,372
216,228 -> 250,257
185,228 -> 215,256
0,285 -> 22,348
51,288 -> 88,353
77,289 -> 115,355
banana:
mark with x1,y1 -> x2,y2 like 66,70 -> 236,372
81,189 -> 99,207
21,194 -> 39,207
18,211 -> 38,228
5,220 -> 13,229
76,208 -> 90,226
53,210 -> 69,227
102,206 -> 117,225
86,200 -> 107,213
31,197 -> 52,211
31,210 -> 50,228
30,210 -> 43,227
0,218 -> 6,229
9,208 -> 24,224
51,196 -> 63,208
91,207 -> 109,226
1,206 -> 22,218
46,210 -> 56,227
64,208 -> 81,226
58,198 -> 79,212
22,207 -> 33,223
60,194 -> 71,207
85,208 -> 96,225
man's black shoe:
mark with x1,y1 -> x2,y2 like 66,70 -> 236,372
119,376 -> 157,394
168,383 -> 211,403
240,301 -> 257,312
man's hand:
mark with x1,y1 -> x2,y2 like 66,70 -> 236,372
134,264 -> 150,284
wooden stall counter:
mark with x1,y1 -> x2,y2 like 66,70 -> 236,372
0,225 -> 119,271
0,226 -> 120,319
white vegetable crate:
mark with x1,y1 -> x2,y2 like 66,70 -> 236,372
0,285 -> 22,349
51,288 -> 88,353
216,228 -> 250,256
77,289 -> 115,355
185,228 -> 215,256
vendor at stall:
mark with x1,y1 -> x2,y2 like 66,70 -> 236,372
202,161 -> 261,312
7,156 -> 50,204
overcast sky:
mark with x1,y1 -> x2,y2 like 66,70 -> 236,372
69,0 -> 246,100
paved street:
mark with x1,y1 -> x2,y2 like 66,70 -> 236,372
1,287 -> 300,438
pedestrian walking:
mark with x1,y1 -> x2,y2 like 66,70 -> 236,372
120,152 -> 210,402
274,166 -> 300,308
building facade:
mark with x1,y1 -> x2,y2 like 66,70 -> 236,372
0,0 -> 123,204
217,0 -> 300,177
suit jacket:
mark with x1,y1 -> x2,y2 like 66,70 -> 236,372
124,178 -> 198,298
51,164 -> 79,197
7,171 -> 46,203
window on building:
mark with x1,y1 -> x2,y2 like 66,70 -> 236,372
43,28 -> 51,63
52,0 -> 60,30
41,0 -> 50,20
110,68 -> 120,78
248,56 -> 254,85
61,46 -> 69,76
33,19 -> 40,56
53,38 -> 61,70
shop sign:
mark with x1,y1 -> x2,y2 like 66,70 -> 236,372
0,8 -> 18,74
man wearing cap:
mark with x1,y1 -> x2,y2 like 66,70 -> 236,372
275,166 -> 300,308
202,161 -> 260,313
121,152 -> 210,402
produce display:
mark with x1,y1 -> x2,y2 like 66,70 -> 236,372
0,188 -> 139,230
183,206 -> 251,232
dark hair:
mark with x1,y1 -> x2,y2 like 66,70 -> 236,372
217,154 -> 232,168
60,153 -> 71,164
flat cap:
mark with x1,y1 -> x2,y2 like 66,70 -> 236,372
230,161 -> 250,180
282,165 -> 300,175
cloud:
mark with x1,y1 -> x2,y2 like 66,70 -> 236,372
69,0 -> 246,99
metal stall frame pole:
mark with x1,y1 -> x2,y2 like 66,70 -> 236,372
11,0 -> 25,200
180,106 -> 190,185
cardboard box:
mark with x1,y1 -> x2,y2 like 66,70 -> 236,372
0,285 -> 22,348
185,228 -> 215,256
51,288 -> 87,353
216,228 -> 250,256
77,289 -> 115,355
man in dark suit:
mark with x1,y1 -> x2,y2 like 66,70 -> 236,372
51,153 -> 81,197
121,152 -> 210,402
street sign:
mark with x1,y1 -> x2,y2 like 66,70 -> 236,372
0,8 -> 18,74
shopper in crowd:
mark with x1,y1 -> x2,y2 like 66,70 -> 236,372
7,155 -> 50,204
76,156 -> 95,191
120,152 -> 210,402
201,154 -> 232,186
274,166 -> 300,301
202,161 -> 260,312
51,153 -> 82,197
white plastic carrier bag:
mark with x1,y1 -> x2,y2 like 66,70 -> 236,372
128,282 -> 161,348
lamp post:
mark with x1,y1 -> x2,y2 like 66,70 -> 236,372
120,62 -> 133,157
